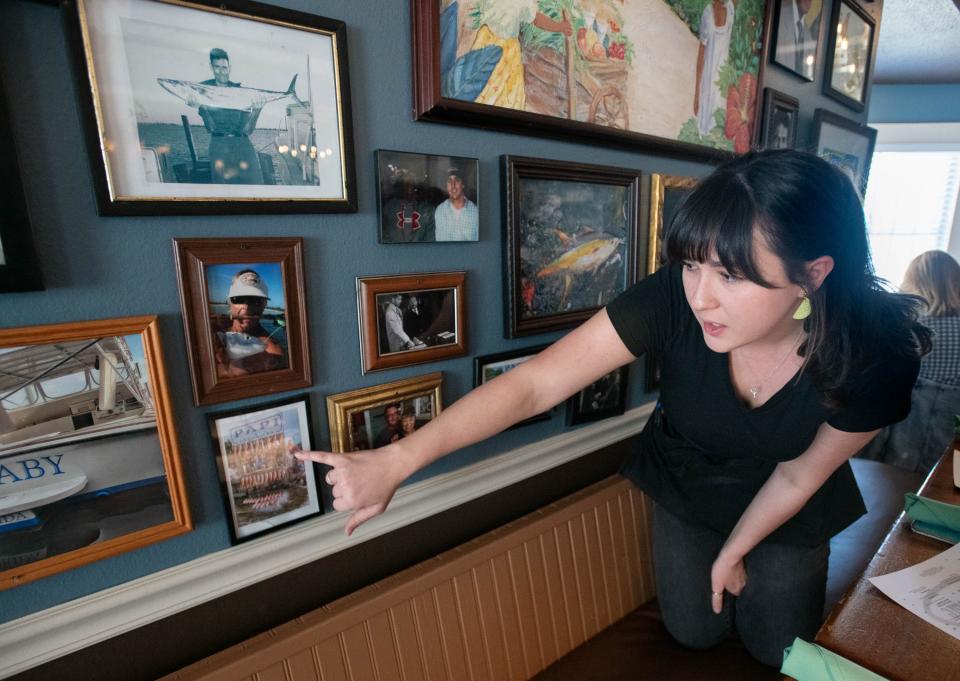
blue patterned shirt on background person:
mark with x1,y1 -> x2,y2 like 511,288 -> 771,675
434,198 -> 479,241
917,315 -> 960,385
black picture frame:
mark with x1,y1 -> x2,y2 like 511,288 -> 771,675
474,345 -> 552,428
759,88 -> 800,150
208,394 -> 321,544
567,366 -> 629,426
812,108 -> 877,196
0,72 -> 43,293
770,0 -> 824,81
66,0 -> 357,216
502,155 -> 642,338
822,0 -> 876,112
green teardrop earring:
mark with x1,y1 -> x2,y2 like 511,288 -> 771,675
793,296 -> 812,320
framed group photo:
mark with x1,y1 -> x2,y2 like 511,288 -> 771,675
375,150 -> 480,243
812,108 -> 877,196
567,366 -> 629,425
209,395 -> 320,543
68,0 -> 356,215
174,237 -> 311,405
770,0 -> 824,81
0,316 -> 192,590
412,0 -> 771,159
823,0 -> 876,111
474,344 -> 552,428
759,88 -> 800,151
356,272 -> 466,373
326,373 -> 443,453
503,155 -> 641,338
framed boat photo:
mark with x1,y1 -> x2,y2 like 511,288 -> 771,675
209,395 -> 321,543
502,155 -> 641,338
67,0 -> 356,215
412,0 -> 772,160
0,316 -> 191,590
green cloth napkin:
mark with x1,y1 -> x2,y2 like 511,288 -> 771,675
904,492 -> 960,544
780,638 -> 889,680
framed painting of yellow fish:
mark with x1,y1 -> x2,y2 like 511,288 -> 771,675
67,0 -> 356,215
502,155 -> 642,338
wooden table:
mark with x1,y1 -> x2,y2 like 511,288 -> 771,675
813,451 -> 960,681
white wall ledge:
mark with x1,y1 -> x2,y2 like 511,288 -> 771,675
0,403 -> 651,679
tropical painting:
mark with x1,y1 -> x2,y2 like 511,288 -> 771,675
438,0 -> 765,153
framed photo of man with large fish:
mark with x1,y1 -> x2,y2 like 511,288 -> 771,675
67,0 -> 356,215
502,156 -> 642,338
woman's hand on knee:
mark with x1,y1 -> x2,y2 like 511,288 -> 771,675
710,553 -> 747,614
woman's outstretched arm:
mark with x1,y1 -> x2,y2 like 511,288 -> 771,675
297,309 -> 637,534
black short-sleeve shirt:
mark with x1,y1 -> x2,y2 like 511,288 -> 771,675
606,264 -> 919,546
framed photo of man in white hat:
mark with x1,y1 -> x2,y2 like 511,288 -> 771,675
174,237 -> 311,405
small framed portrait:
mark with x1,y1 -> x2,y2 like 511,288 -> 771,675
326,372 -> 443,453
567,366 -> 629,426
812,108 -> 877,196
0,316 -> 192,590
209,395 -> 320,543
356,272 -> 466,374
67,0 -> 356,215
760,88 -> 800,151
771,0 -> 824,81
0,75 -> 43,293
174,237 -> 311,406
375,150 -> 480,243
823,0 -> 876,111
474,345 -> 552,428
503,156 -> 642,338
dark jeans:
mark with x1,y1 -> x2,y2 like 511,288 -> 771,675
652,503 -> 829,667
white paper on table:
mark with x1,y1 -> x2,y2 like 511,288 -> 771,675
868,541 -> 960,641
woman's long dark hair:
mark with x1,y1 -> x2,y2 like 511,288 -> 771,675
665,149 -> 930,407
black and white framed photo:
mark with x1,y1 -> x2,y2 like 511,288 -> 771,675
474,344 -> 552,428
823,0 -> 876,111
812,108 -> 877,196
375,150 -> 480,243
209,395 -> 320,543
356,272 -> 467,373
567,366 -> 629,426
68,0 -> 356,215
771,0 -> 824,81
760,88 -> 800,150
0,74 -> 43,293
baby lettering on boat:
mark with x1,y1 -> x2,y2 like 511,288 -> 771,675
0,454 -> 65,486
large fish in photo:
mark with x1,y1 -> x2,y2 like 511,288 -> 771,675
157,74 -> 300,111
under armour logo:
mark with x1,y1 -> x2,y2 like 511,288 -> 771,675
396,203 -> 421,231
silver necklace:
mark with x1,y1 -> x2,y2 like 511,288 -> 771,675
745,331 -> 804,401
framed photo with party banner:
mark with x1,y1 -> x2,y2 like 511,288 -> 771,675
326,373 -> 443,453
412,0 -> 772,159
812,108 -> 877,196
68,0 -> 356,215
0,316 -> 192,590
503,155 -> 641,338
209,395 -> 320,543
823,0 -> 876,112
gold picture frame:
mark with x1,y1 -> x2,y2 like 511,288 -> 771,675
647,173 -> 699,276
0,316 -> 192,590
326,372 -> 443,453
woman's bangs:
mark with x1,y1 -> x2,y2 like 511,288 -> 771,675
664,174 -> 771,286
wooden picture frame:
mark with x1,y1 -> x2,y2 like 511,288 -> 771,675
0,316 -> 192,590
208,395 -> 320,543
326,372 -> 443,453
375,149 -> 481,243
759,87 -> 800,150
770,0 -> 824,81
173,237 -> 311,406
0,73 -> 43,293
812,108 -> 877,196
67,0 -> 357,215
823,0 -> 875,112
503,155 -> 642,338
474,344 -> 552,428
356,271 -> 467,374
412,0 -> 773,160
567,366 -> 629,425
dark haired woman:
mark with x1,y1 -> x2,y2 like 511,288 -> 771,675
299,150 -> 929,666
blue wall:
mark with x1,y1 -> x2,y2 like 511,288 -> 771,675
869,84 -> 960,124
0,0 -> 878,623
